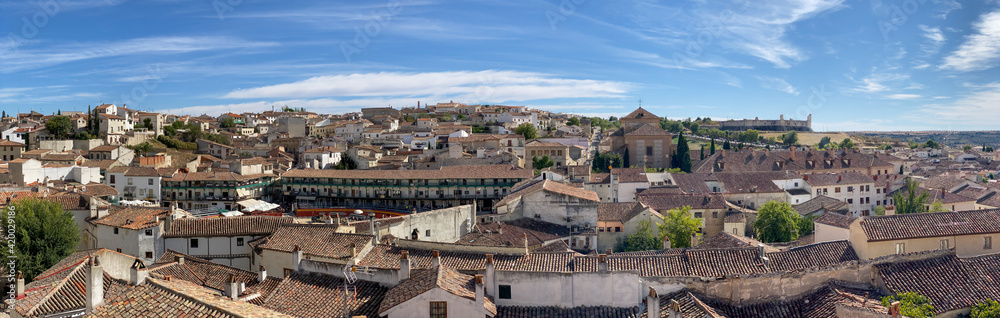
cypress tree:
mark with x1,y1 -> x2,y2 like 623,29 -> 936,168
710,138 -> 716,155
675,133 -> 692,172
723,140 -> 731,150
700,145 -> 705,160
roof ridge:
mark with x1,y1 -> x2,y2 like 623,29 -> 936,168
24,258 -> 89,317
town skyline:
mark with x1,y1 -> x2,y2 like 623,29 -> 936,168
2,0 -> 999,131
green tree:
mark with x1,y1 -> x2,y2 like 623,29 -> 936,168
964,145 -> 973,151
700,145 -> 705,160
894,179 -> 930,214
818,136 -> 832,149
515,123 -> 537,140
874,205 -> 887,216
566,117 -> 580,126
616,220 -> 662,252
665,121 -> 683,134
782,131 -> 799,146
129,142 -> 153,157
335,156 -> 358,170
970,299 -> 1000,318
57,109 -> 61,115
0,198 -> 81,283
839,138 -> 855,149
220,117 -> 236,128
881,292 -> 934,318
143,118 -> 154,131
1,110 -> 5,118
44,115 -> 73,139
164,125 -> 177,137
673,134 -> 692,172
929,200 -> 948,213
689,122 -> 699,134
723,140 -> 731,150
592,152 -> 624,173
710,138 -> 716,155
658,206 -> 701,248
924,139 -> 940,149
471,125 -> 489,133
532,155 -> 554,170
753,201 -> 801,243
737,130 -> 759,143
798,214 -> 815,236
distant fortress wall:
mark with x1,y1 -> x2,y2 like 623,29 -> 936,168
718,114 -> 812,132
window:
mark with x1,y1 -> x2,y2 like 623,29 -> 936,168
939,239 -> 950,250
598,227 -> 604,232
847,186 -> 853,192
110,175 -> 116,184
646,147 -> 653,156
145,252 -> 153,259
145,229 -> 153,236
284,268 -> 293,277
113,228 -> 119,234
794,182 -> 799,187
237,238 -> 245,246
190,239 -> 199,248
117,248 -> 122,253
430,301 -> 447,318
128,178 -> 133,185
694,212 -> 703,218
712,212 -> 718,218
425,229 -> 431,237
895,243 -> 905,254
847,199 -> 853,204
148,179 -> 154,185
499,285 -> 512,299
835,187 -> 841,193
615,227 -> 621,232
986,236 -> 993,250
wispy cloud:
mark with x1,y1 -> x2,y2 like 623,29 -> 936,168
756,76 -> 799,95
941,10 -> 1000,72
886,93 -> 921,100
918,25 -> 945,54
221,70 -> 631,104
719,0 -> 846,68
914,83 -> 1000,128
851,72 -> 910,93
0,36 -> 278,73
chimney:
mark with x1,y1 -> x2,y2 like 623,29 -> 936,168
890,301 -> 901,317
474,275 -> 484,305
790,146 -> 797,161
431,250 -> 441,267
349,242 -> 358,258
85,256 -> 104,314
598,254 -> 608,273
292,245 -> 303,272
668,299 -> 682,318
838,175 -> 842,183
484,254 -> 495,297
399,251 -> 411,281
129,259 -> 148,286
757,244 -> 765,258
646,287 -> 659,318
176,255 -> 185,265
324,215 -> 334,224
224,273 -> 239,300
523,233 -> 529,256
15,271 -> 24,298
606,248 -> 613,255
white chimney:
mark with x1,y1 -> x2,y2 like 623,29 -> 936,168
598,254 -> 608,273
258,266 -> 267,282
224,274 -> 239,300
431,250 -> 441,267
291,245 -> 303,272
646,287 -> 659,318
85,256 -> 104,314
484,254 -> 495,297
15,271 -> 24,298
129,259 -> 148,286
176,255 -> 185,265
398,250 -> 411,281
474,275 -> 484,305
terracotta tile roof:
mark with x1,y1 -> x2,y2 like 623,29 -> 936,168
257,224 -> 373,259
262,271 -> 387,317
0,139 -> 24,146
497,306 -> 641,318
794,195 -> 849,216
814,212 -> 856,229
713,171 -> 796,193
622,107 -> 659,119
496,179 -> 600,207
90,205 -> 172,230
79,183 -> 120,197
805,171 -> 874,186
876,253 -> 1000,314
108,166 -> 160,177
598,202 -> 644,222
860,208 -> 1000,242
379,265 -> 496,316
162,171 -> 274,182
163,216 -> 294,238
283,164 -> 532,180
667,173 -> 714,193
625,123 -> 670,136
150,250 -> 282,305
655,291 -> 726,318
695,149 -> 893,173
920,175 -> 970,190
724,210 -> 746,223
694,231 -> 779,253
638,193 -> 727,211
357,245 -> 577,272
766,240 -> 858,272
92,277 -> 293,317
81,159 -> 118,170
13,249 -> 135,317
663,284 -> 887,318
611,168 -> 649,183
89,145 -> 121,152
460,218 -> 570,248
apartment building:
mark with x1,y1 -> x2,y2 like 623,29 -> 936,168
282,165 -> 532,211
106,166 -> 163,204
806,171 -> 883,217
161,171 -> 278,210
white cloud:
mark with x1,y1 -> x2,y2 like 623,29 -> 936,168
941,10 -> 1000,71
886,93 -> 921,100
720,0 -> 845,68
918,25 -> 945,54
0,36 -> 278,73
852,72 -> 909,93
915,83 -> 1000,128
221,70 -> 631,104
756,76 -> 799,95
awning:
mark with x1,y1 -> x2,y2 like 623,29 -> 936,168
236,188 -> 250,197
237,199 -> 280,212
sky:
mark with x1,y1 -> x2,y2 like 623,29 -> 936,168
1,0 -> 999,131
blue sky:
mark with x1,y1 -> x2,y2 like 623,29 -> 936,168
1,0 -> 999,131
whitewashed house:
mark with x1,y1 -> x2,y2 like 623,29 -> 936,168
106,166 -> 162,204
162,216 -> 294,270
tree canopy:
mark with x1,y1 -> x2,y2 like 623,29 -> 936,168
672,134 -> 692,172
515,123 -> 537,140
924,139 -> 940,149
818,136 -> 832,149
782,131 -> 799,146
45,115 -> 73,139
532,155 -> 554,170
566,117 -> 580,126
839,138 -> 855,149
616,220 -> 662,252
592,152 -> 623,173
881,292 -> 934,318
658,206 -> 701,248
894,179 -> 930,214
0,198 -> 81,283
970,299 -> 1000,318
753,201 -> 801,243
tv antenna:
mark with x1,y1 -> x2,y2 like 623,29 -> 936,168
637,98 -> 643,107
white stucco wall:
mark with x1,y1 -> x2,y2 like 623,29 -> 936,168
492,271 -> 641,308
814,223 -> 850,243
385,287 -> 491,318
